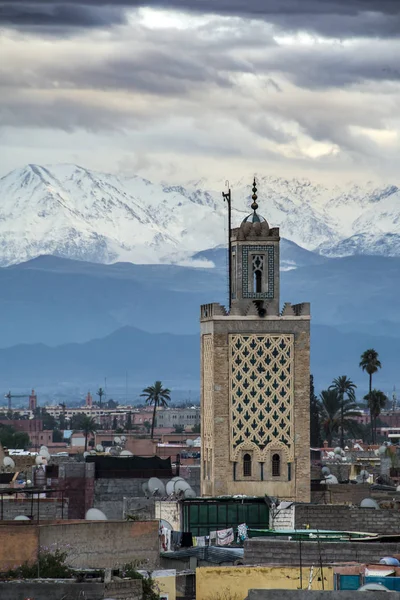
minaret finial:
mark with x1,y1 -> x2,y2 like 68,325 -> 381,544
251,176 -> 258,211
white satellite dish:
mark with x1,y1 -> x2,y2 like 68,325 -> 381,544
120,450 -> 133,456
379,445 -> 387,455
186,439 -> 194,447
360,498 -> 380,509
40,445 -> 48,452
121,436 -> 126,442
148,477 -> 166,496
321,466 -> 330,477
109,447 -> 119,456
114,436 -> 122,445
174,480 -> 191,494
166,481 -> 176,496
96,444 -> 104,452
14,515 -> 30,521
171,476 -> 184,482
359,469 -> 370,483
320,474 -> 338,485
83,451 -> 89,458
85,508 -> 108,520
142,482 -> 149,496
3,457 -> 15,468
35,456 -> 43,465
184,488 -> 196,499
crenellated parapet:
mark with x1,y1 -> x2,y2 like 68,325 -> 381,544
201,300 -> 310,320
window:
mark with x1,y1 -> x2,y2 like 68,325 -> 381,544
272,454 -> 281,477
243,453 -> 252,477
252,255 -> 264,293
232,252 -> 236,296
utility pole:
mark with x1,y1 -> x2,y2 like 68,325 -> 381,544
222,182 -> 232,311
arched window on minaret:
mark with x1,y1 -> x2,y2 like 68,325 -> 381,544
243,453 -> 252,477
252,255 -> 264,293
272,453 -> 281,477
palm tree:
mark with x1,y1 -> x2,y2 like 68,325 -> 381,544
73,415 -> 97,451
140,381 -> 171,438
97,387 -> 105,409
329,376 -> 357,449
318,389 -> 361,447
360,349 -> 382,439
365,389 -> 388,443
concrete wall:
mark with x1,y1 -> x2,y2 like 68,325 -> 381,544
244,538 -> 400,566
155,501 -> 181,531
94,478 -> 170,519
0,524 -> 38,571
248,591 -> 400,600
196,566 -> 334,600
0,581 -> 105,600
0,580 -> 142,600
0,498 -> 68,520
295,504 -> 400,534
39,520 -> 160,569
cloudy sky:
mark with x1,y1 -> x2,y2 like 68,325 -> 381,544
1,0 -> 400,183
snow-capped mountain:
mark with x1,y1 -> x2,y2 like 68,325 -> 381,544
0,163 -> 400,267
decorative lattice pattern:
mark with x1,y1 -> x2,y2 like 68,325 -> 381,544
202,335 -> 214,461
242,245 -> 274,299
229,334 -> 294,461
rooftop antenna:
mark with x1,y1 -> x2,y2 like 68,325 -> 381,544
222,180 -> 232,311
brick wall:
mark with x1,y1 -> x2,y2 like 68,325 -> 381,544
105,579 -> 143,600
0,582 -> 105,600
295,504 -> 400,534
0,524 -> 38,571
0,498 -> 68,521
244,538 -> 400,566
39,520 -> 160,569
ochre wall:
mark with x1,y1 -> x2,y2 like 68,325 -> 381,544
196,566 -> 334,600
0,524 -> 39,571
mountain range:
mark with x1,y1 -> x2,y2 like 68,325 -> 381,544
1,162 -> 400,400
1,164 -> 400,267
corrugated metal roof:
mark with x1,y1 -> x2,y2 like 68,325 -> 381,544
161,547 -> 243,564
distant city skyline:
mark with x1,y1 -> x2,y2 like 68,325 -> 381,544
1,1 -> 400,183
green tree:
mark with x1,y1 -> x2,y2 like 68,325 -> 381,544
59,403 -> 67,430
318,389 -> 361,447
140,381 -> 171,438
72,415 -> 97,451
0,425 -> 30,450
107,399 -> 118,409
143,421 -> 151,433
173,424 -> 185,433
360,348 -> 382,439
97,387 -> 105,408
365,389 -> 388,443
126,412 -> 133,431
329,376 -> 357,449
52,429 -> 63,443
310,374 -> 321,448
192,423 -> 201,434
40,408 -> 57,431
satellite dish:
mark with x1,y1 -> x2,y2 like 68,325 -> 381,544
334,447 -> 342,455
85,508 -> 107,520
3,457 -> 15,468
96,444 -> 104,452
14,515 -> 30,521
379,445 -> 387,455
358,583 -> 390,591
26,480 -> 32,485
186,439 -> 194,447
142,482 -> 149,496
120,450 -> 133,456
171,476 -> 184,482
148,477 -> 166,496
380,557 -> 400,566
166,481 -> 176,496
174,480 -> 191,494
109,447 -> 119,456
121,436 -> 126,442
321,466 -> 330,477
114,436 -> 122,445
359,470 -> 370,483
83,451 -> 89,458
320,474 -> 338,485
184,488 -> 196,499
360,498 -> 380,509
40,445 -> 48,452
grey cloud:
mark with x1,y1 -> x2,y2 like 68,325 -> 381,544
1,0 -> 400,37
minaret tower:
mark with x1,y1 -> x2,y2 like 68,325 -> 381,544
200,179 -> 311,501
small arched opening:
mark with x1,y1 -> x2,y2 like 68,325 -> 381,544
243,453 -> 252,477
272,453 -> 281,477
